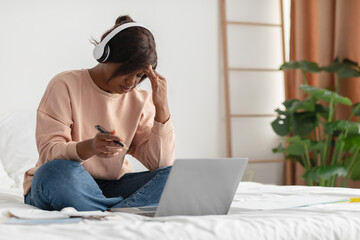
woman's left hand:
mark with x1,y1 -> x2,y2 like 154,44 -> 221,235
144,65 -> 170,123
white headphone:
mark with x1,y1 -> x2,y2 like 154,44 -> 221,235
93,22 -> 150,63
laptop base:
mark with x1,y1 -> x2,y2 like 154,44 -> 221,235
110,207 -> 157,217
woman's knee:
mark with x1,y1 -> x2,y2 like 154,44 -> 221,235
32,159 -> 83,188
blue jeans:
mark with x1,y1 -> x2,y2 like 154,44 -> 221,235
24,159 -> 171,211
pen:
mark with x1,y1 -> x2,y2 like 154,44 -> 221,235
332,197 -> 360,204
349,197 -> 360,203
95,125 -> 129,150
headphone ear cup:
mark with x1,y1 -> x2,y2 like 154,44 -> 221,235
97,45 -> 110,63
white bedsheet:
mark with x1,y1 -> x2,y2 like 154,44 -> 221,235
1,182 -> 360,240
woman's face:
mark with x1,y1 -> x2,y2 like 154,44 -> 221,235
102,63 -> 145,94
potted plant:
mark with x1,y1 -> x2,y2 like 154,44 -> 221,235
272,58 -> 360,187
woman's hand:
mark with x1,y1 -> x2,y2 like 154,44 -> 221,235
144,65 -> 170,123
91,132 -> 123,158
77,131 -> 123,160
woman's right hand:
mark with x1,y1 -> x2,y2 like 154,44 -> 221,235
91,132 -> 123,158
76,131 -> 123,160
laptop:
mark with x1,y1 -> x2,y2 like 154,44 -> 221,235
111,158 -> 248,217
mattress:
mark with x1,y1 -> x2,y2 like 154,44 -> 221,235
1,182 -> 360,240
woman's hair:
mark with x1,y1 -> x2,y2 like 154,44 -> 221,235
96,15 -> 157,82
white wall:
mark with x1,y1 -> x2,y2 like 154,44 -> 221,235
0,0 -> 291,183
0,0 -> 221,161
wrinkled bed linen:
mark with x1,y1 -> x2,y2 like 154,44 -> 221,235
1,182 -> 360,240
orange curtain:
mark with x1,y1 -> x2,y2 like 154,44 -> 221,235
284,0 -> 360,187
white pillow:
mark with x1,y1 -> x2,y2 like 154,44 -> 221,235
0,111 -> 149,190
0,111 -> 38,189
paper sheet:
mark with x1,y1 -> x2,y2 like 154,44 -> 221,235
9,208 -> 69,219
8,207 -> 110,219
5,217 -> 82,225
231,195 -> 348,210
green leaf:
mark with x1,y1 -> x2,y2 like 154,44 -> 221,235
349,145 -> 359,154
309,141 -> 324,151
351,103 -> 360,116
272,105 -> 293,137
323,121 -> 359,135
298,61 -> 322,73
322,57 -> 343,73
300,85 -> 352,106
280,61 -> 300,70
339,58 -> 360,77
283,99 -> 300,109
282,136 -> 310,156
315,103 -> 329,119
275,108 -> 286,115
290,98 -> 316,112
302,167 -> 320,182
271,115 -> 290,136
338,68 -> 360,78
322,58 -> 360,78
343,58 -> 360,67
350,160 -> 360,181
280,61 -> 321,73
342,141 -> 360,154
292,111 -> 318,137
283,142 -> 306,156
303,165 -> 348,181
318,165 -> 348,180
287,136 -> 310,144
343,136 -> 360,148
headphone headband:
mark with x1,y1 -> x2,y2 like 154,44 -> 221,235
93,22 -> 149,63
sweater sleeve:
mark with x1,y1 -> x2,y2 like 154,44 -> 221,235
36,79 -> 83,166
128,97 -> 176,171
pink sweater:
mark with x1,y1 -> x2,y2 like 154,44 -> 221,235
23,69 -> 175,195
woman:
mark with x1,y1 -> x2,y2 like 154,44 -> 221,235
23,15 -> 175,211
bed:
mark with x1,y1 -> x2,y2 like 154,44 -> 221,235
1,111 -> 360,240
